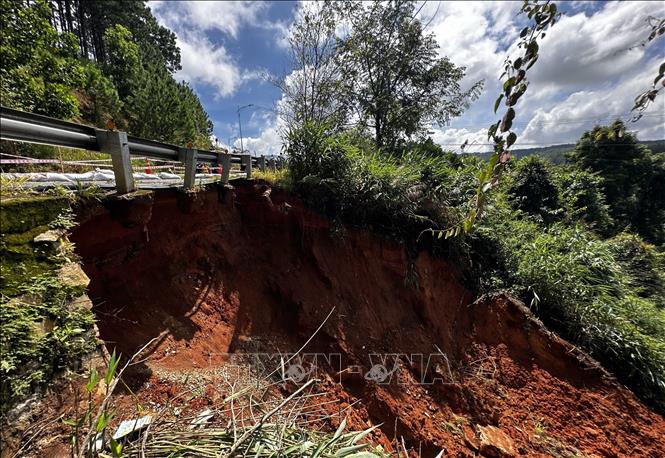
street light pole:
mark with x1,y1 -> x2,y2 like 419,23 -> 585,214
237,104 -> 253,156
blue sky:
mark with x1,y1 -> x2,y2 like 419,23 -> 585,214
150,1 -> 665,155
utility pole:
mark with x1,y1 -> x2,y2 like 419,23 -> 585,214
237,104 -> 253,155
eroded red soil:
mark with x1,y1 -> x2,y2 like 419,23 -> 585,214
67,182 -> 664,457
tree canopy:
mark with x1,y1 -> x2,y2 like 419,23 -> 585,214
0,0 -> 211,148
336,0 -> 482,151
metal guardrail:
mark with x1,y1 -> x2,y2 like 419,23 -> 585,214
0,106 -> 277,194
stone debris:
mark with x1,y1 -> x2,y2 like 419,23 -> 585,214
477,425 -> 516,458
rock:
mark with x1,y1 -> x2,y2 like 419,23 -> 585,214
69,293 -> 93,310
33,228 -> 66,244
477,425 -> 516,458
58,263 -> 90,291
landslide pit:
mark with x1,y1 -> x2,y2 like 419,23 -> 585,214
70,182 -> 665,457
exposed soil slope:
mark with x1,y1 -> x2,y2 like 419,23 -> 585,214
70,182 -> 665,457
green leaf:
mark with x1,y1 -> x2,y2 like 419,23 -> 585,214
334,417 -> 347,440
335,444 -> 370,456
503,77 -> 516,93
105,350 -> 120,386
493,94 -> 504,113
86,367 -> 99,393
507,132 -> 517,148
109,438 -> 123,457
501,108 -> 515,132
352,425 -> 380,444
520,27 -> 529,38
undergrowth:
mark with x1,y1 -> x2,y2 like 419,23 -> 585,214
0,194 -> 96,415
283,122 -> 665,413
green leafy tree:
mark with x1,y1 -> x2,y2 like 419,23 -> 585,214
555,167 -> 613,234
567,120 -> 665,244
125,62 -> 212,147
102,24 -> 140,100
77,63 -> 123,128
0,0 -> 84,119
336,0 -> 482,151
64,0 -> 181,72
508,156 -> 561,222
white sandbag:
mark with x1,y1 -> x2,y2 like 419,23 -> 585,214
133,172 -> 160,180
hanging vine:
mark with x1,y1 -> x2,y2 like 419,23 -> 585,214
464,0 -> 561,233
430,0 -> 561,240
631,16 -> 665,121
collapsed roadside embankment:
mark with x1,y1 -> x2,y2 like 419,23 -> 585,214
61,181 -> 665,457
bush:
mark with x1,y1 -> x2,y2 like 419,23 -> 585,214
475,208 -> 665,412
507,156 -> 561,223
284,122 -> 468,240
554,167 -> 614,234
606,233 -> 665,307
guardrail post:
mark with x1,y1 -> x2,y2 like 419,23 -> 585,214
242,154 -> 252,179
95,129 -> 135,194
220,153 -> 231,184
258,155 -> 266,172
180,147 -> 197,189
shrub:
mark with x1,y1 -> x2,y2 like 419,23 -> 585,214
475,209 -> 665,412
507,156 -> 561,223
606,233 -> 665,307
555,167 -> 614,233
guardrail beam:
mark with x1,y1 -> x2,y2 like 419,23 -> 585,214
96,130 -> 136,194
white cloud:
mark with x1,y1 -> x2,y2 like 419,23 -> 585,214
528,1 -> 658,88
420,0 -> 665,148
420,1 -> 521,87
429,127 -> 490,154
150,1 -> 267,39
521,57 -> 665,145
175,33 -> 242,98
234,120 -> 283,156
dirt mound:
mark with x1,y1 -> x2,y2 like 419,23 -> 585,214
69,182 -> 665,457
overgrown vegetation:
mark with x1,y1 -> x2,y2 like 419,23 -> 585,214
0,193 -> 96,414
279,118 -> 665,413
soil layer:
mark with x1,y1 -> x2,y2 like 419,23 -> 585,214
67,181 -> 665,457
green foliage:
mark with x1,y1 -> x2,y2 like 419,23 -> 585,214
606,233 -> 665,307
102,24 -> 141,100
508,156 -> 561,223
554,167 -> 613,233
336,0 -> 482,151
0,0 -> 83,120
78,63 -> 123,128
0,0 -> 212,148
474,196 -> 665,413
567,120 -> 665,244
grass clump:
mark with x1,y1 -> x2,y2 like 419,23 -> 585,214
283,122 -> 478,247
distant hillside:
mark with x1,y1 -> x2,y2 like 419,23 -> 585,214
471,140 -> 665,163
